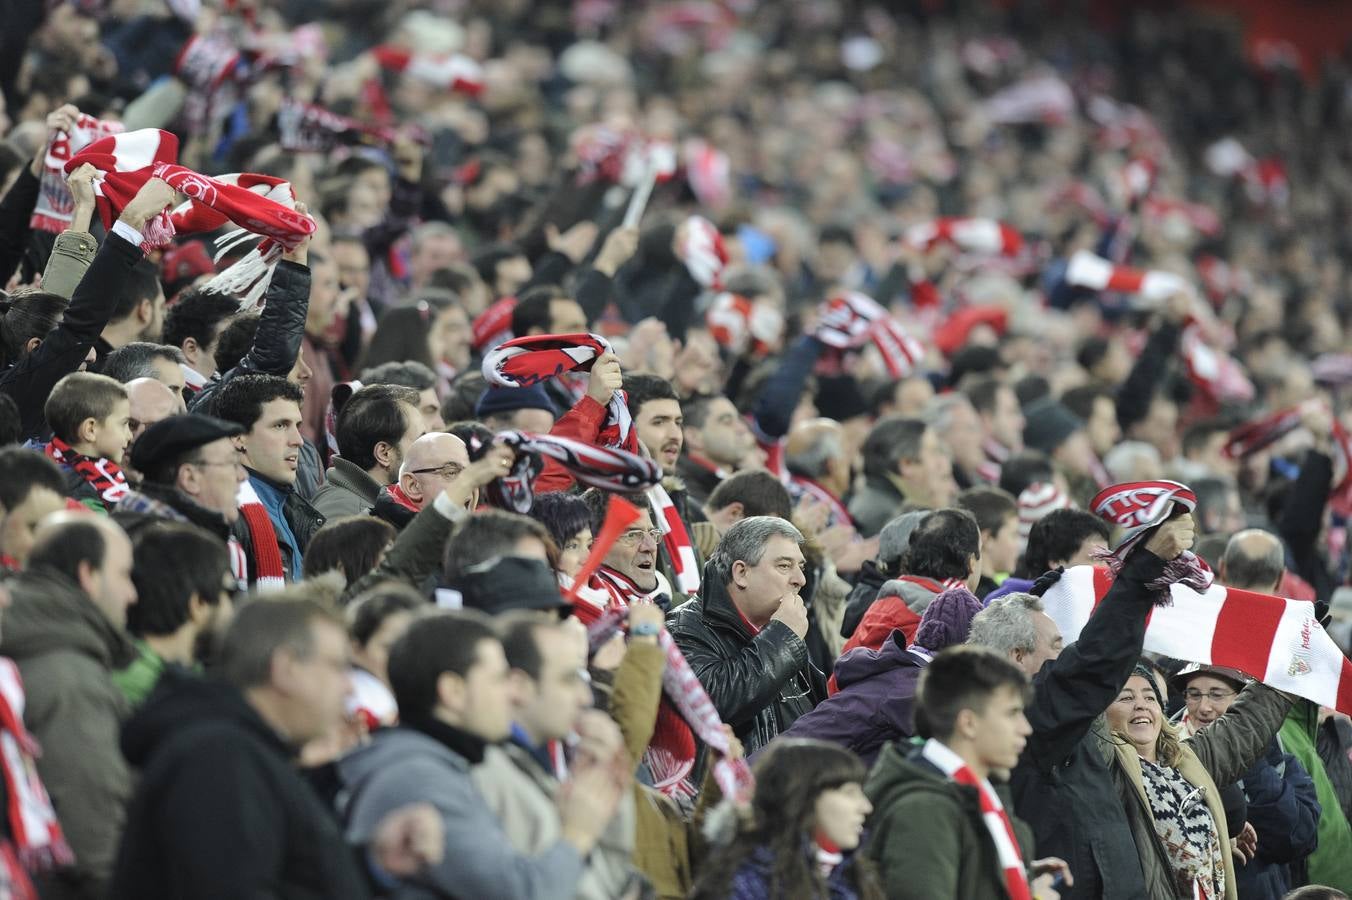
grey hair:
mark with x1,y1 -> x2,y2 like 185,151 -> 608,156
100,342 -> 187,384
785,429 -> 843,480
967,592 -> 1044,656
1103,440 -> 1162,484
709,515 -> 803,586
924,394 -> 975,435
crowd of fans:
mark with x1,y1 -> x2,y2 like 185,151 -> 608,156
0,0 -> 1351,898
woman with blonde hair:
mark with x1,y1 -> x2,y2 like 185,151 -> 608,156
1105,659 -> 1294,899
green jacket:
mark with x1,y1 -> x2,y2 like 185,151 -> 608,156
1279,701 -> 1352,891
111,639 -> 165,708
866,740 -> 1034,900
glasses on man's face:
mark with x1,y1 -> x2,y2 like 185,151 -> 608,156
1184,689 -> 1237,704
618,528 -> 664,545
410,462 -> 465,479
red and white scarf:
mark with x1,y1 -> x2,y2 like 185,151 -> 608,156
814,290 -> 926,378
920,738 -> 1031,900
276,98 -> 402,154
1220,403 -> 1352,515
181,174 -> 305,309
1042,565 -> 1352,715
1180,325 -> 1255,407
44,438 -> 129,509
472,430 -> 662,513
65,129 -> 315,254
1090,480 -> 1213,594
705,292 -> 784,358
482,332 -> 637,453
905,218 -> 1024,257
648,484 -> 700,594
0,659 -> 72,875
370,45 -> 485,95
235,480 -> 286,592
30,114 -> 123,234
677,215 -> 728,290
1064,250 -> 1189,302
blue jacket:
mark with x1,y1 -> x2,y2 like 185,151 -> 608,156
728,845 -> 864,900
1234,739 -> 1321,900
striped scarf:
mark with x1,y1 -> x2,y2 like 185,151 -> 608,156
648,483 -> 699,594
920,739 -> 1031,900
0,659 -> 71,884
235,480 -> 286,592
44,437 -> 128,510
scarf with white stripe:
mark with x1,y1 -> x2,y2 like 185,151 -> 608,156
235,480 -> 286,592
814,290 -> 925,378
920,739 -> 1031,900
0,659 -> 71,876
1041,565 -> 1352,715
905,218 -> 1024,256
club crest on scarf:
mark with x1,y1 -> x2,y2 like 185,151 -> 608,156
1090,479 -> 1212,594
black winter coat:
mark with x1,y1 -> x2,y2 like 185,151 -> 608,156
1010,550 -> 1167,900
110,670 -> 369,900
666,558 -> 825,772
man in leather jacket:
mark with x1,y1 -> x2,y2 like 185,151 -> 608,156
666,515 -> 825,773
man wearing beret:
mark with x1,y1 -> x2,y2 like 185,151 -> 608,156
113,414 -> 247,548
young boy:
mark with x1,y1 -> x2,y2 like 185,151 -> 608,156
43,371 -> 133,512
866,644 -> 1056,900
957,486 -> 1020,599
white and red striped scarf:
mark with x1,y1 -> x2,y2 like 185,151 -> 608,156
1042,565 -> 1352,714
0,659 -> 71,876
920,738 -> 1031,900
705,292 -> 784,358
678,215 -> 728,290
905,218 -> 1024,257
370,45 -> 485,95
65,129 -> 315,255
1090,480 -> 1212,591
814,290 -> 926,378
1221,403 -> 1352,517
235,480 -> 286,592
481,332 -> 637,453
30,114 -> 123,234
1064,250 -> 1190,302
1180,325 -> 1255,407
476,431 -> 662,513
649,483 -> 700,594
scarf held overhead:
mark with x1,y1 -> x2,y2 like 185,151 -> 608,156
31,114 -> 123,234
65,129 -> 315,253
1041,565 -> 1352,715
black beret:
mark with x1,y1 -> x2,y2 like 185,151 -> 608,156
130,414 -> 244,473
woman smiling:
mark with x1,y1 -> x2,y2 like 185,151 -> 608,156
1105,661 -> 1295,900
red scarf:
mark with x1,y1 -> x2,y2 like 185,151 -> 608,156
1090,480 -> 1212,594
31,114 -> 123,234
814,290 -> 925,378
44,438 -> 128,509
236,480 -> 286,591
66,129 -> 315,254
920,739 -> 1031,900
481,332 -> 638,453
0,659 -> 72,881
905,218 -> 1024,256
648,484 -> 700,594
383,483 -> 419,513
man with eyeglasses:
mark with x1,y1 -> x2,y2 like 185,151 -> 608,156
579,491 -> 674,612
115,414 -> 249,559
1169,661 -> 1321,898
374,431 -> 475,530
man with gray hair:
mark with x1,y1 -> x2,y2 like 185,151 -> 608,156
926,393 -> 985,490
667,515 -> 824,763
967,593 -> 1064,676
100,341 -> 188,399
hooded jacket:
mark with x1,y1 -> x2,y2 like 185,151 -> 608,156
110,670 -> 368,900
0,569 -> 135,900
666,557 -> 825,768
1278,700 -> 1352,891
338,720 -> 585,899
866,742 -> 1034,899
780,631 -> 925,766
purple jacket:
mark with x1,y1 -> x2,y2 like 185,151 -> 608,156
778,631 -> 925,766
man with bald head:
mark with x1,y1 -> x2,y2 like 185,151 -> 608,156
1219,528 -> 1285,594
126,377 -> 184,448
0,513 -> 137,897
373,431 -> 475,529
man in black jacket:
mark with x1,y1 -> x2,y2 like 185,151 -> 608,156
111,595 -> 443,899
667,515 -> 824,768
993,513 -> 1194,900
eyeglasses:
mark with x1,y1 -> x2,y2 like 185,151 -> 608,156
410,462 -> 465,479
1184,689 -> 1237,703
618,528 -> 664,544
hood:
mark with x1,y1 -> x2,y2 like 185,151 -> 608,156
879,577 -> 943,614
865,741 -> 953,808
338,726 -> 465,795
120,669 -> 285,767
834,630 -> 923,690
1,570 -> 134,668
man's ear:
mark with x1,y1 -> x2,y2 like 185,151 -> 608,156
731,558 -> 751,589
181,337 -> 200,363
373,441 -> 394,470
137,297 -> 154,326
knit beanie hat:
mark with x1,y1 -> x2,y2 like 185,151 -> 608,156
1022,397 -> 1083,455
474,383 -> 558,419
815,375 -> 869,422
1017,481 -> 1070,542
913,586 -> 983,653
